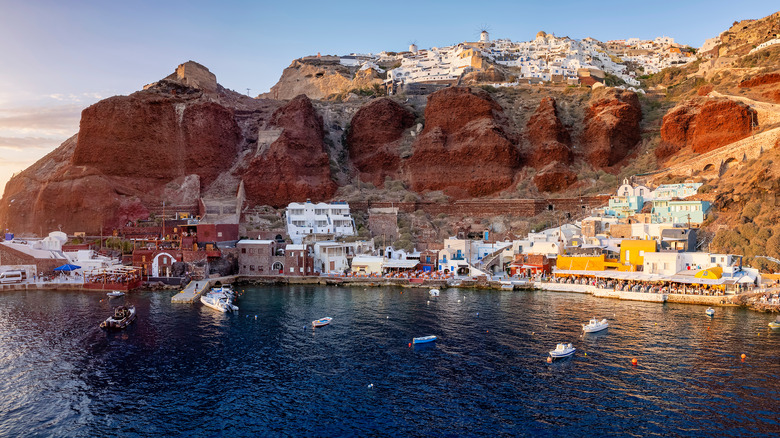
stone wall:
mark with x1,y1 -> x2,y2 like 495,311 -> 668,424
351,196 -> 609,218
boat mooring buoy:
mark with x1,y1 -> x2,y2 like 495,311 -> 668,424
547,357 -> 552,363
476,312 -> 479,317
584,352 -> 587,356
631,358 -> 638,366
367,383 -> 373,389
408,342 -> 411,347
254,315 -> 257,320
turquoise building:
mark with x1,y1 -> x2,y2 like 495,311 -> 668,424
606,195 -> 644,218
652,182 -> 702,200
652,200 -> 710,224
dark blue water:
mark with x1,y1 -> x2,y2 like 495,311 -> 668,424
0,286 -> 779,437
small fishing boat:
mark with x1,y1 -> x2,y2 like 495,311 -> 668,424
100,306 -> 136,330
429,288 -> 440,297
312,317 -> 333,327
705,307 -> 715,317
769,316 -> 780,329
413,335 -> 437,344
549,343 -> 576,359
106,291 -> 125,297
582,318 -> 609,333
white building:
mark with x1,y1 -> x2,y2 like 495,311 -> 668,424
286,201 -> 356,244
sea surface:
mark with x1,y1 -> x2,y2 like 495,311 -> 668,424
0,285 -> 778,437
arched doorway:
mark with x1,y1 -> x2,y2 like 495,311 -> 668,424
272,261 -> 284,274
151,252 -> 176,277
457,266 -> 469,276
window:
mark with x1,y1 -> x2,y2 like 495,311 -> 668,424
242,248 -> 246,254
250,265 -> 255,271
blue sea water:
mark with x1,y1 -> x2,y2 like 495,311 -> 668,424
0,285 -> 778,437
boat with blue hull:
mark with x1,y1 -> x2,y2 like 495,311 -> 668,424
413,335 -> 437,344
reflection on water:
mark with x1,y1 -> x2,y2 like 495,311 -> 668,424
0,286 -> 778,436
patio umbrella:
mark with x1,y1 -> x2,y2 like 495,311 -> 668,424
54,263 -> 81,272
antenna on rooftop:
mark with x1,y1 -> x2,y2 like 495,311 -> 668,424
246,88 -> 251,96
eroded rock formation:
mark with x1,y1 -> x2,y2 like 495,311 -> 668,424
406,87 -> 520,198
580,89 -> 642,168
658,98 -> 755,156
242,95 -> 337,207
347,98 -> 416,187
526,97 -> 572,167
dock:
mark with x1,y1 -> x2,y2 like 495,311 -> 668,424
170,275 -> 238,304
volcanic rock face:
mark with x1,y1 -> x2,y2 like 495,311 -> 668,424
260,59 -> 382,100
659,98 -> 755,156
739,73 -> 780,88
242,95 -> 337,207
347,98 -> 416,187
406,87 -> 520,198
533,162 -> 578,192
526,97 -> 572,167
580,89 -> 642,168
73,95 -> 241,186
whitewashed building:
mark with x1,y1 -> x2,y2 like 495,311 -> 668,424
285,201 -> 356,244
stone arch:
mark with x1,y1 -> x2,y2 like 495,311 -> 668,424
702,163 -> 716,173
720,157 -> 739,175
272,261 -> 284,274
151,252 -> 176,277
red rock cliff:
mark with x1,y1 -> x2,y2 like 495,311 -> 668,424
73,94 -> 241,186
526,97 -> 573,167
347,98 -> 416,187
580,89 -> 642,168
658,98 -> 755,156
242,95 -> 337,207
406,87 -> 520,198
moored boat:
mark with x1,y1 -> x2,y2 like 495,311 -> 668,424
200,294 -> 238,313
100,305 -> 136,330
769,317 -> 780,329
106,291 -> 125,297
429,289 -> 440,297
582,318 -> 609,333
705,307 -> 715,317
312,317 -> 333,327
549,343 -> 576,359
413,335 -> 437,344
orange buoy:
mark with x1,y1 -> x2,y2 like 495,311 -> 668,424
546,357 -> 552,363
631,358 -> 638,366
408,342 -> 411,347
741,353 -> 746,360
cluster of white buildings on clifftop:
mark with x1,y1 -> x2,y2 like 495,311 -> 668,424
334,31 -> 694,90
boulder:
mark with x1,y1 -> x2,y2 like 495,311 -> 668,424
533,162 -> 578,192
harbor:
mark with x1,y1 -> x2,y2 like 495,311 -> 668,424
1,284 -> 779,436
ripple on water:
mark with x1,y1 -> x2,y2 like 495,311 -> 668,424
0,286 -> 779,436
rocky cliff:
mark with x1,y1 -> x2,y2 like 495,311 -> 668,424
406,87 -> 521,198
580,88 -> 642,168
347,98 -> 416,187
657,98 -> 756,158
242,95 -> 337,207
260,59 -> 383,100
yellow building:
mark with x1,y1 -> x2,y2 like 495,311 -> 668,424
556,239 -> 657,272
619,239 -> 657,269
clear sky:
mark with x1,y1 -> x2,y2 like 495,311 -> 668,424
1,0 -> 778,196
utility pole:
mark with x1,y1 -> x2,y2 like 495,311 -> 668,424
246,88 -> 251,96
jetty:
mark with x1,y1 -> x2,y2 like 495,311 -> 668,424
171,275 -> 239,303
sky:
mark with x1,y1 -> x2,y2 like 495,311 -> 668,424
1,0 -> 778,197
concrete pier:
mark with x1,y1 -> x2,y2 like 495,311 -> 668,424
170,275 -> 238,304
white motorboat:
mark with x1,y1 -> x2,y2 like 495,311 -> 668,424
549,343 -> 576,359
413,335 -> 437,344
582,318 -> 609,333
429,289 -> 440,297
312,317 -> 333,327
100,306 -> 136,330
106,291 -> 125,297
200,294 -> 238,313
705,307 -> 715,317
